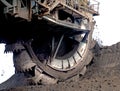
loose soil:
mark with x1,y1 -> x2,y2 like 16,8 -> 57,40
1,42 -> 120,91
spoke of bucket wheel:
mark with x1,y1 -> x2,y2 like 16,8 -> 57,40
52,35 -> 64,60
51,36 -> 55,57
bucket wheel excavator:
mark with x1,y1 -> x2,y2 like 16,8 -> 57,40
0,0 -> 99,86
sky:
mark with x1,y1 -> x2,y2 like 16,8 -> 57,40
0,0 -> 120,84
0,44 -> 14,83
93,0 -> 120,46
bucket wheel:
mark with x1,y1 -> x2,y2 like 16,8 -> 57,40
27,18 -> 93,81
0,0 -> 93,82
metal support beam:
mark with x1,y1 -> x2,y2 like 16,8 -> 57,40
0,0 -> 13,7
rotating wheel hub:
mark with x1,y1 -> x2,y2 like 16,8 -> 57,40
47,34 -> 87,71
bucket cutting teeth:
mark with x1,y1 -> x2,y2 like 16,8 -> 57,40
13,46 -> 36,73
4,45 -> 14,53
4,43 -> 25,53
16,64 -> 36,73
28,68 -> 32,72
26,66 -> 57,85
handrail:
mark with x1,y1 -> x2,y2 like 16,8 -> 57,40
89,0 -> 99,14
60,0 -> 99,15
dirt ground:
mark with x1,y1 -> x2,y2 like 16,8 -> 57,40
1,42 -> 120,91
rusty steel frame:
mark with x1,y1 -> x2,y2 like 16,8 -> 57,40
0,0 -> 99,21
